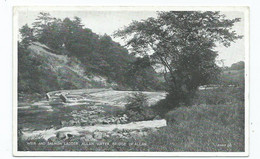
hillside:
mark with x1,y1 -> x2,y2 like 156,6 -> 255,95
18,41 -> 164,94
18,42 -> 114,93
17,12 -> 164,94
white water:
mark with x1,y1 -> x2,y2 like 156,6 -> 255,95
22,119 -> 167,140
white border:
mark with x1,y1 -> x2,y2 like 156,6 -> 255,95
12,6 -> 250,157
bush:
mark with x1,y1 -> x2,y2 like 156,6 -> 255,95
125,92 -> 156,121
125,92 -> 148,111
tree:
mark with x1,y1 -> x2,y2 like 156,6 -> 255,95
19,24 -> 35,47
32,12 -> 54,40
32,12 -> 66,49
115,11 -> 242,107
61,17 -> 85,50
230,61 -> 245,70
18,42 -> 46,93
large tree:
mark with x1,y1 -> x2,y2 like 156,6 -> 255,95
115,11 -> 242,107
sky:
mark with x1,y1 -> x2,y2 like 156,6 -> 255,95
17,9 -> 245,67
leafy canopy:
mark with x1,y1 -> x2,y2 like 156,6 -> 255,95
18,12 -> 164,92
115,11 -> 242,106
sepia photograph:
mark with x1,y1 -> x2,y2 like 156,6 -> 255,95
13,6 -> 249,156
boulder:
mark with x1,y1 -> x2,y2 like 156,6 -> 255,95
116,120 -> 121,124
110,132 -> 119,138
67,133 -> 73,138
96,119 -> 103,124
56,131 -> 67,140
122,132 -> 129,136
80,134 -> 94,142
59,93 -> 68,103
109,118 -> 115,123
89,115 -> 99,119
68,120 -> 77,126
46,93 -> 51,101
93,131 -> 103,140
103,134 -> 110,138
117,133 -> 127,139
81,110 -> 88,113
102,120 -> 109,124
88,121 -> 96,126
129,131 -> 139,138
71,110 -> 78,114
80,121 -> 89,126
112,128 -> 120,133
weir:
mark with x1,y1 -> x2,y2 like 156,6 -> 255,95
22,119 -> 167,140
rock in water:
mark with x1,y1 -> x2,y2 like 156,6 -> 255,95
56,131 -> 67,140
116,120 -> 121,124
129,131 -> 139,138
59,93 -> 68,103
46,93 -> 51,101
67,133 -> 73,138
80,134 -> 94,142
60,121 -> 67,127
93,131 -> 103,140
123,114 -> 128,119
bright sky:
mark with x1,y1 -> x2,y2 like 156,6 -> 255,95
17,10 -> 245,67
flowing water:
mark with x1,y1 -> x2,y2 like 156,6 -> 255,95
18,89 -> 166,131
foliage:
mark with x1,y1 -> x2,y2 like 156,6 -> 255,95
115,11 -> 242,108
17,41 -> 106,93
17,42 -> 58,93
18,12 -> 164,93
124,56 -> 165,91
219,69 -> 245,87
230,61 -> 245,70
125,92 -> 156,121
217,61 -> 245,87
19,24 -> 35,47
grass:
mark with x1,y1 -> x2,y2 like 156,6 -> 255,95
151,103 -> 244,152
18,87 -> 245,152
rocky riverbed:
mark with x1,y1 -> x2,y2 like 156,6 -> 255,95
21,119 -> 167,141
18,89 -> 167,141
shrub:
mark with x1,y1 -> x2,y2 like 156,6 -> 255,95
125,92 -> 148,111
125,92 -> 156,121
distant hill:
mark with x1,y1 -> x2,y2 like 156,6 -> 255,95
220,61 -> 245,86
